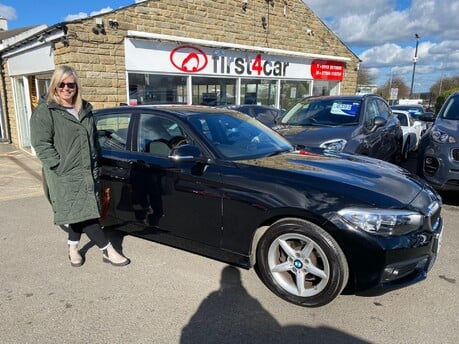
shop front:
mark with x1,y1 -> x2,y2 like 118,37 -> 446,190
124,32 -> 349,111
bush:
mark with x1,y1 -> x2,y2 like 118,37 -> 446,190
436,88 -> 459,113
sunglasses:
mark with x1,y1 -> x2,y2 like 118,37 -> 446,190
58,82 -> 77,89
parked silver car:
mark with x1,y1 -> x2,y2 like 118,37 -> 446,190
418,92 -> 459,191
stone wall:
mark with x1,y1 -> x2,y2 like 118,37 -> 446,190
0,62 -> 17,144
55,0 -> 358,108
1,0 -> 359,145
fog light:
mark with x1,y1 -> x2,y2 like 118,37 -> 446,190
381,256 -> 429,283
424,156 -> 439,176
382,267 -> 400,282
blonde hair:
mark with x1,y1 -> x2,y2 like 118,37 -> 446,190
47,65 -> 83,113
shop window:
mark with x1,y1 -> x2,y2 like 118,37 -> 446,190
312,80 -> 340,96
191,77 -> 236,106
280,80 -> 312,110
128,73 -> 187,105
240,79 -> 277,106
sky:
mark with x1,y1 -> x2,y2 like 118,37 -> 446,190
1,0 -> 459,94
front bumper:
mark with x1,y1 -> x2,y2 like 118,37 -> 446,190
422,143 -> 459,191
329,208 -> 443,295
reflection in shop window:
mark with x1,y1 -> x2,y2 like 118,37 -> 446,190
312,80 -> 340,96
280,80 -> 311,110
128,73 -> 187,105
191,76 -> 236,106
241,79 -> 277,106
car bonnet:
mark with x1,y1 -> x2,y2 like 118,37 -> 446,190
238,150 -> 425,207
274,125 -> 357,148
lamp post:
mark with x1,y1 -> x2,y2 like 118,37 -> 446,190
409,33 -> 420,98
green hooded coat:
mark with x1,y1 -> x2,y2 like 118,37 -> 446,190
30,100 -> 101,225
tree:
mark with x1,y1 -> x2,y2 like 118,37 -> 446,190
430,76 -> 459,101
356,67 -> 375,85
378,76 -> 409,100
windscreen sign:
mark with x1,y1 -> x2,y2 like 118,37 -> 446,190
330,101 -> 360,116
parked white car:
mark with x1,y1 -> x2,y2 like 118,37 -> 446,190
393,110 -> 424,161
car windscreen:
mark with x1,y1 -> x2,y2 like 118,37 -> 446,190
442,97 -> 459,120
392,106 -> 423,117
281,99 -> 360,126
187,112 -> 292,160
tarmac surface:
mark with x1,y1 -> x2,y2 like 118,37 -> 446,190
1,142 -> 458,344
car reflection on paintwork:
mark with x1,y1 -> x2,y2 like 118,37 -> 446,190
223,104 -> 285,128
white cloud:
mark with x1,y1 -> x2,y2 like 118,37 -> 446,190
64,7 -> 113,22
0,3 -> 17,20
305,0 -> 459,90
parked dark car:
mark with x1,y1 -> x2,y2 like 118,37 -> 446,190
95,105 -> 443,307
223,104 -> 285,127
274,95 -> 403,162
417,92 -> 459,191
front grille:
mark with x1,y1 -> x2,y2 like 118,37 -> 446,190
452,148 -> 459,162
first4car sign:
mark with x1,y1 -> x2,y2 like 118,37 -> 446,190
125,39 -> 346,81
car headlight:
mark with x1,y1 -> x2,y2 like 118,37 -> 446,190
431,126 -> 457,143
337,208 -> 424,236
319,139 -> 347,152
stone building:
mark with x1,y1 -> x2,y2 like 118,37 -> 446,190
0,0 -> 359,151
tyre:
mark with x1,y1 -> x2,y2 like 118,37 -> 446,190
256,218 -> 348,307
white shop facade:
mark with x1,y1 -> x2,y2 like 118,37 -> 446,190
124,32 -> 351,110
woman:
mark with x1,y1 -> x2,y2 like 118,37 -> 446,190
30,65 -> 130,267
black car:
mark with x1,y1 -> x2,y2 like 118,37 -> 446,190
95,105 -> 443,307
224,105 -> 285,127
275,95 -> 403,162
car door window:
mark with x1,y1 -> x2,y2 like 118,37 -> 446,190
364,99 -> 379,129
138,113 -> 189,155
96,113 -> 131,151
376,99 -> 390,120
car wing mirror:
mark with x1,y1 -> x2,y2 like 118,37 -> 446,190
168,144 -> 203,162
420,113 -> 435,122
373,116 -> 387,128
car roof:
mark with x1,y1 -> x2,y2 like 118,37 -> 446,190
391,104 -> 423,108
94,104 -> 236,118
392,109 -> 411,115
300,94 -> 375,102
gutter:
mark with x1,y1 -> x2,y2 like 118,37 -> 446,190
127,31 -> 352,63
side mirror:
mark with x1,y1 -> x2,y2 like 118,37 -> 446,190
419,113 -> 435,122
373,116 -> 387,128
168,144 -> 203,162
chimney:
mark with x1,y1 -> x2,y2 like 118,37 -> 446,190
0,17 -> 8,31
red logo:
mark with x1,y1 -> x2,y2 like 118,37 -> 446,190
170,46 -> 208,73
